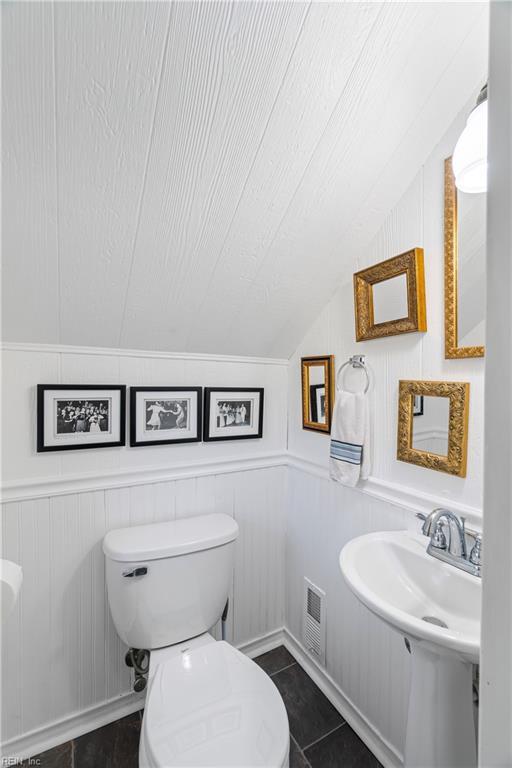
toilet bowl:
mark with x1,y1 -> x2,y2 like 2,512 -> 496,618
103,513 -> 290,768
139,635 -> 289,768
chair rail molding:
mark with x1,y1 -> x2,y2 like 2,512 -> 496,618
2,453 -> 483,526
287,453 -> 482,527
1,453 -> 289,502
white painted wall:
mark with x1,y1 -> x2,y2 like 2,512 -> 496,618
1,344 -> 287,489
0,345 -> 287,758
285,98 -> 486,763
479,3 -> 512,764
288,98 -> 486,517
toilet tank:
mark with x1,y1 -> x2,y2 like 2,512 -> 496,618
103,513 -> 238,650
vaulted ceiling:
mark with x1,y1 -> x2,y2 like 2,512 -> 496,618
2,1 -> 488,358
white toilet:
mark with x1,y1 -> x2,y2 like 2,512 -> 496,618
103,513 -> 290,768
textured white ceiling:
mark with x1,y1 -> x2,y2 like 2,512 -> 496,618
2,1 -> 488,358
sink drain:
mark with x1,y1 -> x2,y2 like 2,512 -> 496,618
422,615 -> 448,628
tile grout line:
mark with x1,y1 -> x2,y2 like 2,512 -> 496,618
269,660 -> 297,677
302,721 -> 347,753
290,734 -> 312,768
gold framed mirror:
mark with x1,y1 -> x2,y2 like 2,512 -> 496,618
397,379 -> 470,477
444,158 -> 485,358
353,248 -> 427,341
301,355 -> 334,433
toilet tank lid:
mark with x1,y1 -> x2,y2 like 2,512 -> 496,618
103,513 -> 239,562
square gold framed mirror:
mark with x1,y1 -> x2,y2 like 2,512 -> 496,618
353,248 -> 427,341
301,355 -> 334,433
444,157 -> 485,358
397,379 -> 470,477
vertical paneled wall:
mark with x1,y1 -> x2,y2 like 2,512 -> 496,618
0,347 -> 287,750
286,468 -> 412,761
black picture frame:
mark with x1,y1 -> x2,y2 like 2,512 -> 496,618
130,386 -> 202,447
203,387 -> 264,442
37,384 -> 126,452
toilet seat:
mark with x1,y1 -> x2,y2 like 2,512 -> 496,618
141,640 -> 289,768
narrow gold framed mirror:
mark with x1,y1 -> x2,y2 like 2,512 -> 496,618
301,355 -> 334,433
397,380 -> 470,477
353,249 -> 427,341
444,157 -> 485,358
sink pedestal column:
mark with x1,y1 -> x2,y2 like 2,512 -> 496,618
404,640 -> 476,768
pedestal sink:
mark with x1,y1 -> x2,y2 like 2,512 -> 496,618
339,530 -> 480,768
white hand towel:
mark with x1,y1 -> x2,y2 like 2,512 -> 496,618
329,390 -> 371,487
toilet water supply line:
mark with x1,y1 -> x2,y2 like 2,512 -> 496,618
126,648 -> 150,692
221,599 -> 229,641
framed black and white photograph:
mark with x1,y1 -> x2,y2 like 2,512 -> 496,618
203,387 -> 264,442
413,395 -> 424,416
309,384 -> 326,423
37,385 -> 126,452
130,387 -> 202,447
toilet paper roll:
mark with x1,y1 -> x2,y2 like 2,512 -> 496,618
1,559 -> 23,620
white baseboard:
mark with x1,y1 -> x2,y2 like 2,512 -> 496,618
282,627 -> 403,768
241,625 -> 403,768
237,628 -> 286,659
0,691 -> 145,763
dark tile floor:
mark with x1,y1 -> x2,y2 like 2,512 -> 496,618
22,646 -> 381,768
22,711 -> 143,768
254,646 -> 381,768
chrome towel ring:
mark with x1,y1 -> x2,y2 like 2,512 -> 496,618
336,355 -> 370,394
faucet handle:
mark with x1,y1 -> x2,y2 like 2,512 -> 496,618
430,521 -> 447,550
469,534 -> 482,566
416,512 -> 432,537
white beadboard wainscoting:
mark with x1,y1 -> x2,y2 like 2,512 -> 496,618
1,465 -> 287,760
285,466 -> 412,766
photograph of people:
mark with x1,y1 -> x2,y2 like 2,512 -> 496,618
146,401 -> 173,430
170,400 -> 187,428
216,400 -> 251,428
55,400 -> 110,435
144,399 -> 189,432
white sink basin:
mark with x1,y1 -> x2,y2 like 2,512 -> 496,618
0,559 -> 23,620
339,530 -> 480,663
339,530 -> 481,768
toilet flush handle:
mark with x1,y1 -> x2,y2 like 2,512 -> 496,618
122,566 -> 148,578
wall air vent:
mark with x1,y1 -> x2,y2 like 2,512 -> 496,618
303,577 -> 326,666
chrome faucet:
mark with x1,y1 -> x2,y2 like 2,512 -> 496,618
417,508 -> 482,577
